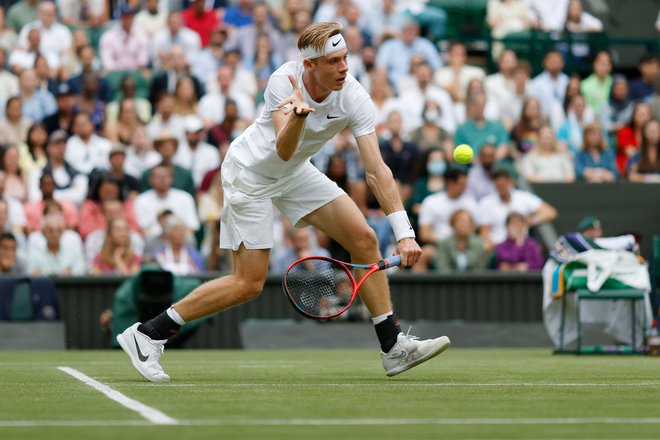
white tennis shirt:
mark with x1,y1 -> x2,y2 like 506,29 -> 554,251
226,61 -> 375,179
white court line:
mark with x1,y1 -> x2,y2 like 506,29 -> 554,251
3,417 -> 660,427
57,367 -> 178,425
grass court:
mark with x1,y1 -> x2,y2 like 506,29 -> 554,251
2,348 -> 659,439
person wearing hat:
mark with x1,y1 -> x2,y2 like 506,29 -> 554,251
27,129 -> 88,205
42,81 -> 76,136
577,216 -> 603,238
477,165 -> 557,250
174,115 -> 220,187
99,4 -> 149,72
140,131 -> 195,197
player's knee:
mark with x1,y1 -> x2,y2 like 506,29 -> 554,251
351,226 -> 379,255
236,278 -> 265,302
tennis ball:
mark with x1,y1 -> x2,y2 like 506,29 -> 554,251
453,144 -> 473,164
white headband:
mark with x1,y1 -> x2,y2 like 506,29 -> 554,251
300,34 -> 347,59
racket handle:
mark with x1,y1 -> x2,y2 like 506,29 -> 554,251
378,254 -> 401,270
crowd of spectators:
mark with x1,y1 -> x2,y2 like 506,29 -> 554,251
0,0 -> 658,278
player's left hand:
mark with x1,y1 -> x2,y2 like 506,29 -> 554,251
277,74 -> 316,118
395,237 -> 421,267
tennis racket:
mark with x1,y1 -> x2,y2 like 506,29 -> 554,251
282,254 -> 401,320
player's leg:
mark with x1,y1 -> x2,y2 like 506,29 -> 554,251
303,195 -> 449,376
170,245 -> 270,321
117,245 -> 270,382
303,194 -> 392,316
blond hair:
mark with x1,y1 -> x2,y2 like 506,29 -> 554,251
297,22 -> 343,54
100,217 -> 135,267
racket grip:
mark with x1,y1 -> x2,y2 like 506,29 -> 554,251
379,254 -> 401,270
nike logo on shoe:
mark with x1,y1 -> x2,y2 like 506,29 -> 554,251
327,115 -> 340,119
387,350 -> 408,359
134,335 -> 149,362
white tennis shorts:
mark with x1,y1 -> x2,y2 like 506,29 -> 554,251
219,157 -> 345,250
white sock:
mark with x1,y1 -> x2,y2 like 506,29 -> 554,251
166,307 -> 186,325
371,311 -> 393,325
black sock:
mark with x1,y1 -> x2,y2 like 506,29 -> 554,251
138,311 -> 181,340
375,314 -> 401,353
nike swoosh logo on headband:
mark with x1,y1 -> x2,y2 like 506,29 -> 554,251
332,39 -> 341,47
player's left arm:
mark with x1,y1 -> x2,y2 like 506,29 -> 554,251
355,132 -> 421,266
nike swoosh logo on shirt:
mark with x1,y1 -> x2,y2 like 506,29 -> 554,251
327,115 -> 340,119
134,335 -> 150,362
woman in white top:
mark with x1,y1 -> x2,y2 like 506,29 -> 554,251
520,125 -> 575,183
154,216 -> 204,276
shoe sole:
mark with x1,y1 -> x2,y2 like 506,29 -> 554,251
386,336 -> 451,377
117,328 -> 170,382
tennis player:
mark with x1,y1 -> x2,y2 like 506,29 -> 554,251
118,22 -> 450,381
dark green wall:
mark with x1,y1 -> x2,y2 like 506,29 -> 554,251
55,273 -> 543,349
532,183 -> 660,258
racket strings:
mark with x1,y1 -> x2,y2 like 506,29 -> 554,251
285,259 -> 353,318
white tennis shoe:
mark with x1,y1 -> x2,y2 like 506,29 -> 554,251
381,330 -> 450,377
117,323 -> 170,382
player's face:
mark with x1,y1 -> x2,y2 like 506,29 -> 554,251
314,49 -> 349,91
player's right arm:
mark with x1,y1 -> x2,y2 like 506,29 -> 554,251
272,74 -> 315,161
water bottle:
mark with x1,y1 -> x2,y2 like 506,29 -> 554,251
646,320 -> 660,356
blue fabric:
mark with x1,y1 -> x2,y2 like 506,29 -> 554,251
556,119 -> 583,156
30,277 -> 60,320
574,150 -> 619,180
376,37 -> 442,89
224,6 -> 254,28
0,277 -> 59,321
628,79 -> 655,102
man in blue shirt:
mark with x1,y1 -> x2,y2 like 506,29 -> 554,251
376,18 -> 442,91
629,54 -> 659,102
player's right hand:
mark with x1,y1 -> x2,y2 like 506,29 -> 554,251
277,74 -> 316,118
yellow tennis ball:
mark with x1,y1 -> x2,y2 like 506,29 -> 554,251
453,144 -> 473,164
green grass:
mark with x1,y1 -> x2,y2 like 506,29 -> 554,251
1,349 -> 660,439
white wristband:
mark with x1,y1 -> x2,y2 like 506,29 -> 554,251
387,211 -> 415,242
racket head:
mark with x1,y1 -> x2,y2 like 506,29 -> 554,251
283,256 -> 357,320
